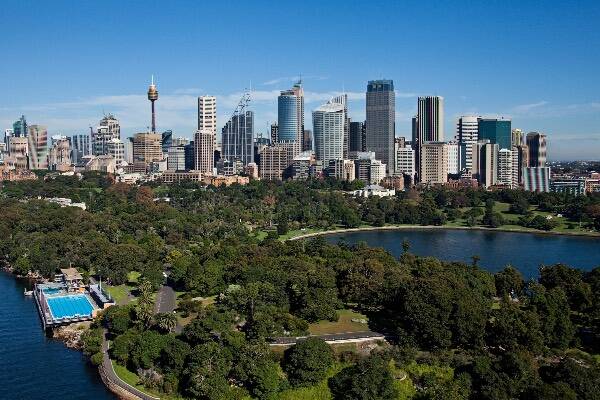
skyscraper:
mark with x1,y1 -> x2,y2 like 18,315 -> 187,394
106,138 -> 125,165
349,121 -> 365,152
278,81 -> 304,156
414,96 -> 444,181
93,114 -> 120,156
132,132 -> 162,172
366,80 -> 395,174
416,96 -> 444,142
419,142 -> 448,184
12,115 -> 27,137
456,115 -> 479,171
330,94 -> 349,158
27,125 -> 48,170
47,135 -> 72,171
312,100 -> 345,165
161,130 -> 173,154
478,118 -> 511,150
526,132 -> 547,167
498,148 -> 514,187
221,108 -> 254,171
72,134 -> 91,165
197,96 -> 217,133
270,123 -> 279,143
194,129 -> 215,174
472,140 -> 498,188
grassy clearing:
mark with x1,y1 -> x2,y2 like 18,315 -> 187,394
112,361 -> 184,400
278,363 -> 347,400
308,309 -> 370,335
105,272 -> 140,305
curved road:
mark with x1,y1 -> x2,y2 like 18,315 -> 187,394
101,330 -> 159,400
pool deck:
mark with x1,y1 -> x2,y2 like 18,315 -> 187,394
33,285 -> 98,331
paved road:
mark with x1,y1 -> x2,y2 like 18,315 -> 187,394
154,285 -> 176,314
101,330 -> 159,400
269,330 -> 385,345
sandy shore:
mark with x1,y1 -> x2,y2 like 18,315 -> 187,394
288,224 -> 600,241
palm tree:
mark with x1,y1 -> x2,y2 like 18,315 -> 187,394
155,312 -> 177,333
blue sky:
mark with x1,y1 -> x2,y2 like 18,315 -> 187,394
1,0 -> 599,160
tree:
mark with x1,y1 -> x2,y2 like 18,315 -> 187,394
283,337 -> 334,387
494,266 -> 524,298
329,355 -> 398,400
155,312 -> 177,333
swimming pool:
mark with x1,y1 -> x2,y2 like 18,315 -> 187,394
43,288 -> 62,295
46,295 -> 94,320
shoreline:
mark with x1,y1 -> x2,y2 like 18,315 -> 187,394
288,224 -> 600,241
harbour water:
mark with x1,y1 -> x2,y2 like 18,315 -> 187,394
0,272 -> 114,400
326,228 -> 600,278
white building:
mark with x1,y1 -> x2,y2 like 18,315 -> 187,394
370,159 -> 386,184
498,148 -> 514,187
472,141 -> 498,188
167,145 -> 186,171
197,96 -> 217,134
447,141 -> 460,175
456,115 -> 479,171
312,101 -> 345,165
328,159 -> 355,181
93,114 -> 120,156
194,129 -> 215,174
352,185 -> 396,198
395,146 -> 415,178
106,138 -> 125,165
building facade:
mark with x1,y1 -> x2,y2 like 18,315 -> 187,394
277,81 -> 304,156
456,115 -> 479,171
72,134 -> 91,165
132,132 -> 162,172
497,148 -> 513,187
419,142 -> 448,184
198,96 -> 217,134
27,125 -> 48,170
349,121 -> 365,152
93,114 -> 120,156
366,80 -> 395,174
194,129 -> 215,174
221,110 -> 254,169
524,167 -> 550,192
312,101 -> 345,165
478,118 -> 511,150
526,132 -> 547,167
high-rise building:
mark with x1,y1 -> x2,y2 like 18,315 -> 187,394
197,96 -> 217,134
221,109 -> 254,170
395,146 -> 415,179
7,136 -> 29,169
161,130 -> 173,154
147,76 -> 159,132
194,129 -> 215,174
47,135 -> 72,171
12,115 -> 27,137
327,159 -> 355,181
511,128 -> 524,147
478,118 -> 511,150
349,121 -> 365,152
106,138 -> 125,165
526,132 -> 547,167
416,96 -> 444,142
259,145 -> 289,181
456,116 -> 479,171
302,129 -> 312,152
447,141 -> 460,175
132,132 -> 162,172
419,142 -> 448,184
270,123 -> 279,143
27,125 -> 48,170
93,114 -> 120,156
330,94 -> 349,158
278,81 -> 304,156
512,144 -> 529,186
72,134 -> 91,165
472,140 -> 498,188
184,142 -> 195,170
313,101 -> 345,165
168,145 -> 186,171
498,148 -> 513,187
524,167 -> 550,192
366,80 -> 395,174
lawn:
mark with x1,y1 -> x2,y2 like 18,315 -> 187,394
308,309 -> 370,335
105,271 -> 141,305
112,361 -> 184,400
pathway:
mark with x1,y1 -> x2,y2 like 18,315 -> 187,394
154,285 -> 176,314
101,330 -> 159,400
269,330 -> 385,346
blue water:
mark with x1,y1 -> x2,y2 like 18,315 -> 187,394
326,229 -> 600,278
0,272 -> 114,400
47,295 -> 94,319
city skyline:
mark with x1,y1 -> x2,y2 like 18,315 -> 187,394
1,1 -> 600,160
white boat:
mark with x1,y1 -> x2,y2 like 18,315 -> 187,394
24,289 -> 33,296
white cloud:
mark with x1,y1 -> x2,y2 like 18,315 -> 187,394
512,101 -> 549,113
